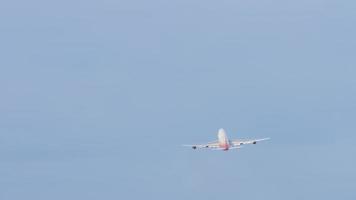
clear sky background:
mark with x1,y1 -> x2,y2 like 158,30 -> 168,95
1,0 -> 356,199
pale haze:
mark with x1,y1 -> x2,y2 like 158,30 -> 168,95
1,0 -> 356,199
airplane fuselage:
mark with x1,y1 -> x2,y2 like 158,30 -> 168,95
218,129 -> 230,150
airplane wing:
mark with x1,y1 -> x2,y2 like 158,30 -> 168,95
231,138 -> 270,146
183,140 -> 220,149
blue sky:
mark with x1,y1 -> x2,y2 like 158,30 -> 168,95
1,0 -> 356,199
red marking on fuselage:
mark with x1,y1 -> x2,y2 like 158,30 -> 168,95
219,141 -> 229,151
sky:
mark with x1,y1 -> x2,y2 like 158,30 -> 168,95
1,0 -> 356,199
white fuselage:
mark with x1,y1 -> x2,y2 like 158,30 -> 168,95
218,129 -> 229,150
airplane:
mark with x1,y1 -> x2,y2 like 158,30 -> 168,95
183,128 -> 269,151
